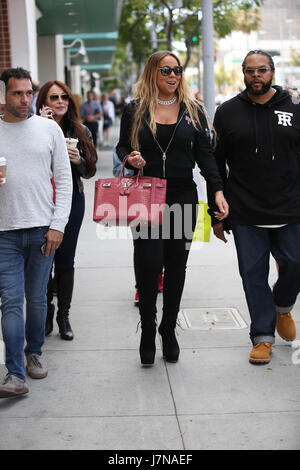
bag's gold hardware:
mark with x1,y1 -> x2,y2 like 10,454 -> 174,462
143,183 -> 152,188
102,183 -> 111,187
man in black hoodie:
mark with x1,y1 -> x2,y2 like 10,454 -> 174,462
210,50 -> 299,365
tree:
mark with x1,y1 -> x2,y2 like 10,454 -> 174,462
214,62 -> 240,92
109,0 -> 263,94
290,48 -> 300,67
119,1 -> 262,60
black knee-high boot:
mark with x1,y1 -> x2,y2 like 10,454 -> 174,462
158,313 -> 180,363
56,270 -> 74,340
45,272 -> 55,336
138,285 -> 158,367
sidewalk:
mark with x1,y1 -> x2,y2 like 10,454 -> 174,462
0,122 -> 299,451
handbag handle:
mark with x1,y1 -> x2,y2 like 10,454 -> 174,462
118,156 -> 142,187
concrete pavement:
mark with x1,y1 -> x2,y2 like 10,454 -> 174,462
0,121 -> 300,451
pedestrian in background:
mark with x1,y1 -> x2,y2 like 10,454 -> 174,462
0,68 -> 72,398
80,90 -> 102,147
101,92 -> 115,147
30,79 -> 40,114
37,80 -> 97,340
117,50 -> 228,367
93,91 -> 104,147
209,50 -> 300,365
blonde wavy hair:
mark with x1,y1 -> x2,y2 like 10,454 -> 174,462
131,50 -> 212,150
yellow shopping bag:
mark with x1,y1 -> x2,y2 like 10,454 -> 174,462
193,201 -> 211,242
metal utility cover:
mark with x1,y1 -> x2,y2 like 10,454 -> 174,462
178,308 -> 247,330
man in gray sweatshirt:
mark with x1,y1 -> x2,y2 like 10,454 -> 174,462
0,68 -> 72,398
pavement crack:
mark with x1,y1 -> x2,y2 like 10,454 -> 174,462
161,350 -> 186,449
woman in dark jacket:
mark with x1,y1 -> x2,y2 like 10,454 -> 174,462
116,51 -> 228,366
37,81 -> 98,340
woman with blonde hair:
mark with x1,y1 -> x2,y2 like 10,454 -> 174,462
116,51 -> 228,366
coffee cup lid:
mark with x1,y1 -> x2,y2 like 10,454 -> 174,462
0,157 -> 6,163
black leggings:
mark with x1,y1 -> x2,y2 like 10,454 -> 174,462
55,189 -> 85,273
133,185 -> 198,321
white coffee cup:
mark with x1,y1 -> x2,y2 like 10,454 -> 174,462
0,157 -> 6,184
65,137 -> 78,148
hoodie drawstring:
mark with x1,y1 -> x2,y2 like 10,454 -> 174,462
252,102 -> 276,161
268,104 -> 276,161
252,102 -> 259,155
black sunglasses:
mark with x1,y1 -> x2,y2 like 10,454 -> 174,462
159,66 -> 183,76
49,94 -> 69,102
243,67 -> 273,75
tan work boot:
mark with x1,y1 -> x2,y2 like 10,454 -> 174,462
276,312 -> 296,342
249,342 -> 272,364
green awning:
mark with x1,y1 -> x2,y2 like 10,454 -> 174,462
36,0 -> 123,72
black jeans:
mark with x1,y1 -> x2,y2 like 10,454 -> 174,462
232,223 -> 300,344
133,184 -> 198,322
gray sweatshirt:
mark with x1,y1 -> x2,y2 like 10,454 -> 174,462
0,114 -> 72,232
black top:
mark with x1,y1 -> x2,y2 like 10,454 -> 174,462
156,122 -> 176,150
209,86 -> 300,226
155,123 -> 193,191
116,101 -> 223,195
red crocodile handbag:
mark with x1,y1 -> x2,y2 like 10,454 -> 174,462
93,157 -> 167,226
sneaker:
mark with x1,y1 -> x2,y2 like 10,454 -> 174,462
134,290 -> 139,307
249,342 -> 272,364
158,273 -> 164,293
26,354 -> 48,379
276,312 -> 296,342
0,374 -> 29,398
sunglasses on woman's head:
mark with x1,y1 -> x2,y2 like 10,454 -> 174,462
49,94 -> 69,102
159,66 -> 183,76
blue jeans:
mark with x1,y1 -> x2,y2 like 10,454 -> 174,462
0,227 -> 54,380
232,224 -> 300,344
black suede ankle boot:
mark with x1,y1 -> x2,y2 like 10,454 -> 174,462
56,270 -> 74,341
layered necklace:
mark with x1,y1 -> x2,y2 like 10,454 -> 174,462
157,95 -> 177,106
